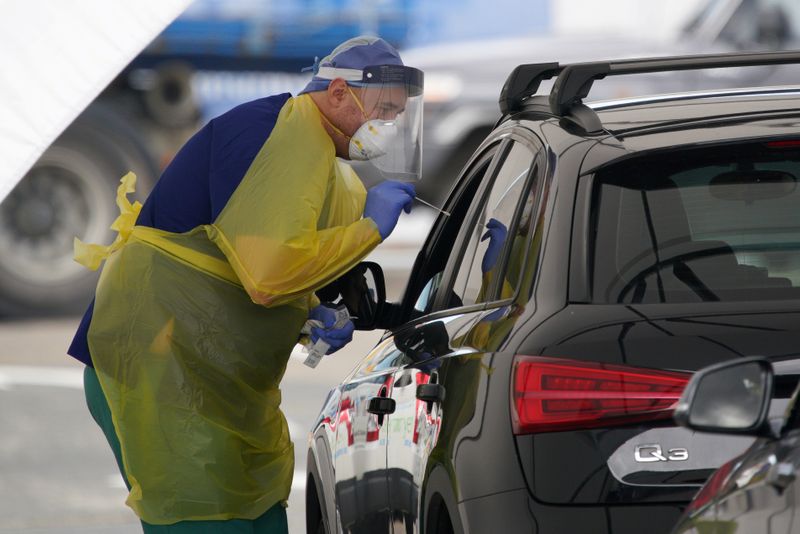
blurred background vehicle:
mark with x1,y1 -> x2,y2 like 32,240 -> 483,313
5,0 -> 800,317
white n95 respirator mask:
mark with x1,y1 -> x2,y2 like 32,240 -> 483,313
349,120 -> 398,161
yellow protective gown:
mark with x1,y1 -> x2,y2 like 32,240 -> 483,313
78,94 -> 381,524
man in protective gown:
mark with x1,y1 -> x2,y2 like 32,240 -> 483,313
66,36 -> 424,533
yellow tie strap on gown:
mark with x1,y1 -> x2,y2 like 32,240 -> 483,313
73,174 -> 240,285
82,94 -> 381,524
74,172 -> 142,271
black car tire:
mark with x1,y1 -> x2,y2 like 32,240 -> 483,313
306,449 -> 330,534
0,102 -> 156,316
424,494 -> 455,534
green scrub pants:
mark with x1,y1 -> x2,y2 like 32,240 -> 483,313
83,366 -> 289,533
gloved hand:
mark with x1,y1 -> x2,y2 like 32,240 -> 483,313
480,218 -> 508,274
364,181 -> 416,240
308,304 -> 355,354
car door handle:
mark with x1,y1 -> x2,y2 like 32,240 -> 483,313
367,396 -> 396,416
417,383 -> 446,404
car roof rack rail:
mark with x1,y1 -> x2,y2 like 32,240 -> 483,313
498,62 -> 562,115
500,50 -> 800,135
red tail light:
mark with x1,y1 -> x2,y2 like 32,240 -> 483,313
766,140 -> 800,149
512,356 -> 690,434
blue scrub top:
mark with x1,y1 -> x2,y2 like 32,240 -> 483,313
68,93 -> 292,366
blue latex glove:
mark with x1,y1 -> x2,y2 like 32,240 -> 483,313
308,304 -> 355,354
364,181 -> 416,240
480,218 -> 508,274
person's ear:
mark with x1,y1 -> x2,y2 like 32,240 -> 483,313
327,78 -> 348,108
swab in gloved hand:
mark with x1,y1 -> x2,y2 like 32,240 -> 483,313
415,196 -> 450,217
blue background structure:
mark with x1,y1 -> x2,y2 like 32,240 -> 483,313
139,0 -> 550,71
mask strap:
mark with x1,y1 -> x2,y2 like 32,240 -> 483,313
317,86 -> 369,140
318,108 -> 350,140
346,88 -> 380,149
347,86 -> 369,119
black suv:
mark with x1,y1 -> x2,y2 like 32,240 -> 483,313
305,51 -> 800,534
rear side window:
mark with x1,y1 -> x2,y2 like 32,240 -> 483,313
591,141 -> 800,303
450,141 -> 539,307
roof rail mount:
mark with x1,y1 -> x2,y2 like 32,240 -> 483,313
498,62 -> 561,115
500,50 -> 800,135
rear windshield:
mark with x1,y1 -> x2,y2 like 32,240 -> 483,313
591,141 -> 800,304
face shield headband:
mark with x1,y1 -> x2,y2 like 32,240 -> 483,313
314,64 -> 424,96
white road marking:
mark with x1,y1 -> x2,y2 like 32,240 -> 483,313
0,365 -> 83,390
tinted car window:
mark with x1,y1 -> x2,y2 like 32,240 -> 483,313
449,142 -> 538,307
591,141 -> 800,303
411,150 -> 496,316
500,163 -> 545,303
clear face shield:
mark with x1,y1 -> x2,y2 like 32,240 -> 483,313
346,65 -> 424,182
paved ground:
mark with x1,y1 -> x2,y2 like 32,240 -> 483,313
0,210 -> 434,533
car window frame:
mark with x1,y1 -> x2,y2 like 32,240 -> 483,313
432,126 -> 548,314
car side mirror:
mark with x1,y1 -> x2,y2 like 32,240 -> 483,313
315,261 -> 386,330
674,357 -> 774,436
351,262 -> 386,330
